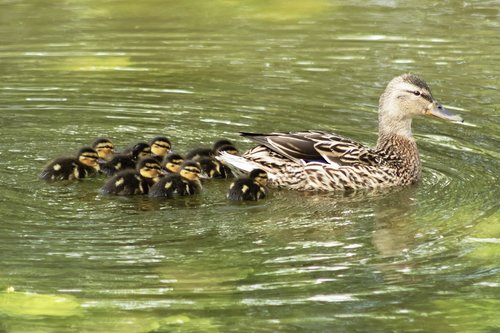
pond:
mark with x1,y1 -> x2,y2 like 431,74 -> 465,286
0,0 -> 499,332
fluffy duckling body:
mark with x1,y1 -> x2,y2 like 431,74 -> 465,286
39,147 -> 100,181
149,161 -> 202,198
100,158 -> 162,195
227,169 -> 268,201
100,142 -> 151,176
198,157 -> 227,179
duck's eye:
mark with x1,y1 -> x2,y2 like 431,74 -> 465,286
413,91 -> 421,96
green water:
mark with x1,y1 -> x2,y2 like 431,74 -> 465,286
1,1 -> 499,332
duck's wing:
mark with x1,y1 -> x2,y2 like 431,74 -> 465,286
241,131 -> 379,167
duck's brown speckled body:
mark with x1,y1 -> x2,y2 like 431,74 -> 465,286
218,74 -> 463,191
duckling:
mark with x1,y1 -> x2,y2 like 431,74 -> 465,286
214,143 -> 239,178
163,153 -> 185,174
227,169 -> 268,201
39,147 -> 100,181
198,157 -> 227,179
185,138 -> 236,161
150,136 -> 172,161
100,158 -> 162,195
215,143 -> 239,156
91,137 -> 115,162
149,161 -> 202,198
185,147 -> 213,161
100,142 -> 151,176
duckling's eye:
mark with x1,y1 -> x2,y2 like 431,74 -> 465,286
97,145 -> 114,150
153,143 -> 170,150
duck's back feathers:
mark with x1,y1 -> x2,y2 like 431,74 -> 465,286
241,131 -> 380,167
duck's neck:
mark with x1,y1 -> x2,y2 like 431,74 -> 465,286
376,109 -> 421,183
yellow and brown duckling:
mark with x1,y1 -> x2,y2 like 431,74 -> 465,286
39,147 -> 100,181
100,157 -> 162,195
100,142 -> 152,176
92,137 -> 115,162
162,153 -> 185,174
227,168 -> 268,201
150,136 -> 172,162
149,161 -> 202,198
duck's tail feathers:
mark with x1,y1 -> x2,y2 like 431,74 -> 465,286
216,152 -> 277,180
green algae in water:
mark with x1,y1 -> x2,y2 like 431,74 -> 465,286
0,291 -> 82,317
145,314 -> 219,333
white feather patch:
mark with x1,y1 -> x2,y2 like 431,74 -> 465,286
216,152 -> 277,180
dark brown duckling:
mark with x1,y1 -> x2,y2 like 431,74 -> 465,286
100,142 -> 151,176
149,161 -> 202,198
185,138 -> 236,161
227,169 -> 268,201
100,158 -> 162,195
39,147 -> 100,181
198,157 -> 227,179
214,143 -> 239,178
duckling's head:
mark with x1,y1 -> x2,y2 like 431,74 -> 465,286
249,168 -> 268,187
213,139 -> 234,151
163,153 -> 184,173
131,142 -> 151,160
179,161 -> 202,182
92,138 -> 114,161
150,136 -> 172,157
215,144 -> 239,156
378,74 -> 463,138
137,158 -> 162,179
77,147 -> 100,170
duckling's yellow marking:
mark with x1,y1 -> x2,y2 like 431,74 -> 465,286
166,162 -> 181,173
72,168 -> 80,179
180,166 -> 201,181
151,141 -> 171,157
241,185 -> 249,193
53,164 -> 61,171
115,178 -> 124,187
164,181 -> 172,189
140,163 -> 162,178
138,150 -> 151,159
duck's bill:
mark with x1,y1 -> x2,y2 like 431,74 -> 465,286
425,103 -> 464,123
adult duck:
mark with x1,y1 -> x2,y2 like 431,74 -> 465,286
217,74 -> 463,191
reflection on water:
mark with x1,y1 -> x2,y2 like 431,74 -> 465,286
1,0 -> 499,332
